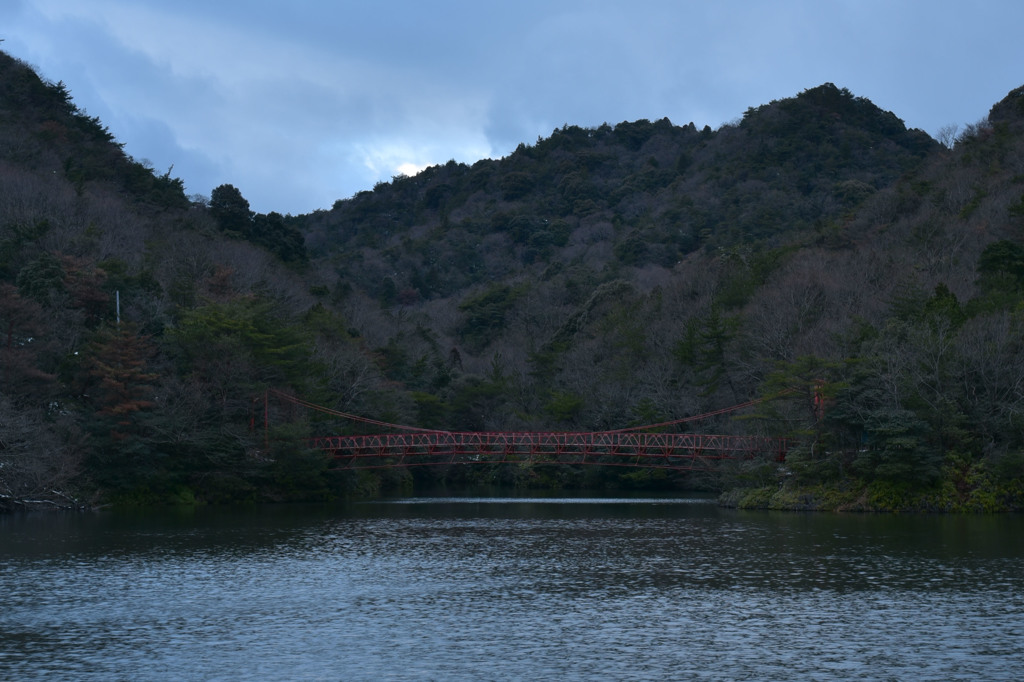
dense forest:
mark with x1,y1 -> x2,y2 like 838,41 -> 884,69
2,49 -> 1023,511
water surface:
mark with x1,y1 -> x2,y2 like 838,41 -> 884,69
2,495 -> 1022,680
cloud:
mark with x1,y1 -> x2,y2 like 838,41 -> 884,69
16,0 -> 501,211
6,0 -> 1024,214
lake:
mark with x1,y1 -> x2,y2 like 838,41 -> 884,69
2,493 -> 1023,680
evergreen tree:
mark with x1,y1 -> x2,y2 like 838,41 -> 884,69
209,183 -> 252,234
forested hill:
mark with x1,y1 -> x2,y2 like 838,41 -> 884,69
306,81 -> 936,277
2,46 -> 1024,510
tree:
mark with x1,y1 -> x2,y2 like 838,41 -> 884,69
168,298 -> 316,416
936,124 -> 959,149
81,323 -> 158,441
15,252 -> 65,303
0,283 -> 56,402
755,356 -> 841,445
978,240 -> 1024,289
692,308 -> 740,401
250,211 -> 307,262
0,394 -> 81,510
209,183 -> 252,235
543,390 -> 585,425
830,327 -> 951,486
457,284 -> 520,351
857,408 -> 941,484
76,323 -> 161,493
955,312 -> 1024,448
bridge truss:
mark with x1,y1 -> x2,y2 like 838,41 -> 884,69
269,390 -> 793,471
310,430 -> 788,471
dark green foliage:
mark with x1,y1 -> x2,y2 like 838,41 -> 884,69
412,391 -> 447,429
958,187 -> 988,218
422,182 -> 453,210
170,298 -> 314,389
856,409 -> 942,485
1008,193 -> 1024,221
988,85 -> 1024,124
16,252 -> 65,303
754,356 -> 842,444
501,171 -> 534,199
613,118 -> 657,151
457,284 -> 520,351
690,309 -> 740,399
210,184 -> 253,234
977,239 -> 1024,288
209,185 -> 306,262
970,240 -> 1024,313
613,232 -> 648,265
715,245 -> 796,309
922,283 -> 965,328
544,390 -> 585,424
260,429 -> 336,501
0,220 -> 51,280
672,319 -> 701,367
250,212 -> 307,262
446,375 -> 507,430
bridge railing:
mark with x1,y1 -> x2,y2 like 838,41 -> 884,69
310,431 -> 789,470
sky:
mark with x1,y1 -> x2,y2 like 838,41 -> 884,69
3,0 -> 1023,215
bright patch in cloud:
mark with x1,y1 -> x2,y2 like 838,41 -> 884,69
396,162 -> 428,177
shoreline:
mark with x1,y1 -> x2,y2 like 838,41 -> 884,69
718,479 -> 1024,513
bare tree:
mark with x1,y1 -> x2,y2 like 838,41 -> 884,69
0,396 -> 83,510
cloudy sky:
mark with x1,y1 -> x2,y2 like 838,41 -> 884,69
3,0 -> 1023,214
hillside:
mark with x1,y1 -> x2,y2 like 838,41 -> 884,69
2,47 -> 1023,510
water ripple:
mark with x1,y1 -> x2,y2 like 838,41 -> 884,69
2,500 -> 1023,680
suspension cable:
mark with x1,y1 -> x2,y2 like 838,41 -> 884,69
268,389 -> 448,433
269,387 -> 797,434
607,389 -> 796,433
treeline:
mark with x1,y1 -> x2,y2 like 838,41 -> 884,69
2,45 -> 1024,510
0,51 -> 369,508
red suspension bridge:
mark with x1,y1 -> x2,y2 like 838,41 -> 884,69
268,390 -> 792,471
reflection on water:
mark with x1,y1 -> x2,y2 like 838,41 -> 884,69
2,497 -> 1023,680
